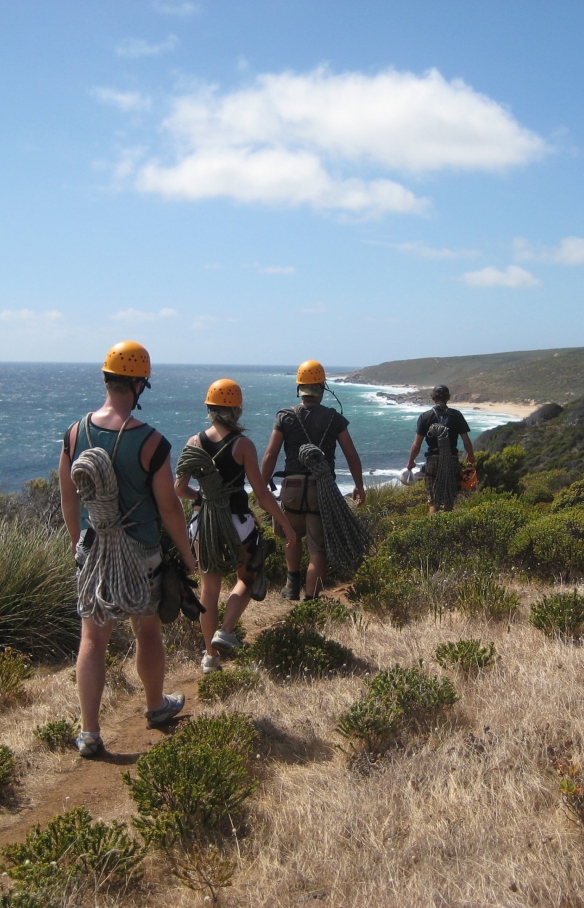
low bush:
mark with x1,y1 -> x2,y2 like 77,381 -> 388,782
0,745 -> 16,787
0,648 -> 31,709
337,664 -> 458,753
0,521 -> 78,660
474,444 -> 526,494
171,843 -> 235,901
359,482 -> 427,540
453,574 -> 519,621
509,508 -> 584,578
123,713 -> 257,846
521,484 -> 554,506
33,719 -> 77,751
283,597 -> 352,629
551,478 -> 584,512
198,664 -> 260,702
350,555 -> 423,626
242,624 -> 352,677
529,590 -> 584,639
435,639 -> 497,672
0,807 -> 144,907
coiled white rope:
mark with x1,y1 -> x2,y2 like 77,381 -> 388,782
298,443 -> 372,572
71,447 -> 151,625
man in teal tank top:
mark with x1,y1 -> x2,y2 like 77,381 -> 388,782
59,341 -> 197,758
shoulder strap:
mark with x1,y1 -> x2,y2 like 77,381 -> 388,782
293,406 -> 336,450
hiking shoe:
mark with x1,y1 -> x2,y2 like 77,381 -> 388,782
144,691 -> 185,727
248,535 -> 277,572
211,630 -> 242,653
201,653 -> 222,673
76,731 -> 103,758
280,574 -> 301,601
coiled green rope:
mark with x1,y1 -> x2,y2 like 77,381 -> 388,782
297,443 -> 372,572
426,423 -> 459,511
175,443 -> 242,575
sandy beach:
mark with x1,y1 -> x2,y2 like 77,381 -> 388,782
455,400 -> 536,419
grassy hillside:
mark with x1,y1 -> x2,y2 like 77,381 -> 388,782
346,347 -> 584,404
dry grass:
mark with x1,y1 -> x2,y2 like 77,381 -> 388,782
4,589 -> 584,907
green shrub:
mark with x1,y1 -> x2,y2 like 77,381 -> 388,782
283,597 -> 352,629
123,713 -> 257,845
242,624 -> 352,676
509,508 -> 584,578
198,664 -> 260,702
453,574 -> 519,620
350,554 -> 424,625
529,590 -> 584,639
521,484 -> 554,506
337,664 -> 458,753
359,482 -> 427,540
0,649 -> 31,708
474,444 -> 526,493
0,521 -> 78,660
551,479 -> 584,512
0,807 -> 144,907
33,719 -> 77,751
0,745 -> 16,787
435,639 -> 497,672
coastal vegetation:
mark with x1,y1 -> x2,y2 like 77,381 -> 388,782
2,406 -> 584,906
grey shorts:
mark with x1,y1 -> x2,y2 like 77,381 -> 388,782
273,475 -> 326,558
75,529 -> 163,620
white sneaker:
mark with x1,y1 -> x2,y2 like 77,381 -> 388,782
201,653 -> 222,674
211,629 -> 243,653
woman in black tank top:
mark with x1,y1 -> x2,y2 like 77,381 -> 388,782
175,379 -> 296,674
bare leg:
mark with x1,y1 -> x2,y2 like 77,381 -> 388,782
199,572 -> 222,656
305,554 -> 328,598
221,555 -> 254,633
76,617 -> 114,733
130,614 -> 166,712
284,535 -> 303,573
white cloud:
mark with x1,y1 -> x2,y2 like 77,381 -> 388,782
244,262 -> 295,275
379,240 -> 478,260
514,235 -> 584,265
191,314 -> 217,330
460,265 -> 540,288
204,262 -> 223,270
131,66 -> 546,218
300,302 -> 327,314
152,1 -> 199,15
0,309 -> 64,322
110,307 -> 178,322
92,87 -> 151,113
116,35 -> 179,59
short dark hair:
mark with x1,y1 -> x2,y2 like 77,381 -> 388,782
431,385 -> 450,401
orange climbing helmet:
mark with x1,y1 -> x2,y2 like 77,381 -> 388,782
460,466 -> 478,490
102,341 -> 151,378
296,360 -> 326,385
205,379 -> 243,408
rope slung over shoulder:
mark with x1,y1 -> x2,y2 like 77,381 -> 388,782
297,443 -> 372,573
427,422 -> 459,511
71,445 -> 151,626
175,442 -> 242,575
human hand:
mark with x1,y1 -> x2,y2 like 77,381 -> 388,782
284,526 -> 297,549
182,551 -> 198,575
352,486 -> 366,507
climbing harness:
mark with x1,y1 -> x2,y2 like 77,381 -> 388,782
426,423 -> 459,511
70,415 -> 153,626
175,436 -> 244,575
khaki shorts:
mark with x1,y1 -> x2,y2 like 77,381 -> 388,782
424,455 -> 462,507
273,475 -> 326,558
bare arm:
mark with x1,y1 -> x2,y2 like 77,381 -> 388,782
240,438 -> 296,548
461,433 -> 475,465
174,436 -> 201,501
407,434 -> 424,471
59,447 -> 81,556
152,455 -> 197,573
261,429 -> 284,485
337,429 -> 366,506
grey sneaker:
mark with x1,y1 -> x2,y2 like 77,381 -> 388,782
211,629 -> 243,653
76,731 -> 103,758
201,653 -> 222,673
280,574 -> 301,601
144,691 -> 185,728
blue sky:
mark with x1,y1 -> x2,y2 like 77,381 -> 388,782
0,0 -> 582,366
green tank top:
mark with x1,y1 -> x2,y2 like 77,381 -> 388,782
72,417 -> 161,547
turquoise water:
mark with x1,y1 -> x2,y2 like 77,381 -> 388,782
0,363 -> 515,494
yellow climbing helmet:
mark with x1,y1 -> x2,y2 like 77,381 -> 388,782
296,360 -> 326,385
102,341 -> 151,378
205,379 -> 243,408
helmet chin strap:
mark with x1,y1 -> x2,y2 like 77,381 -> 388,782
132,378 -> 151,411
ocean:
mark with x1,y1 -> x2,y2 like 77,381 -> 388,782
0,363 -> 515,495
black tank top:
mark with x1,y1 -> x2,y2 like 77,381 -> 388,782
199,431 -> 249,516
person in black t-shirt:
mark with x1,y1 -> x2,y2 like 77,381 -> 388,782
261,360 -> 366,601
406,385 -> 474,513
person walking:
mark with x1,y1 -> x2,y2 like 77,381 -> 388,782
261,360 -> 366,601
406,384 -> 475,513
59,341 -> 197,758
174,379 -> 296,673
